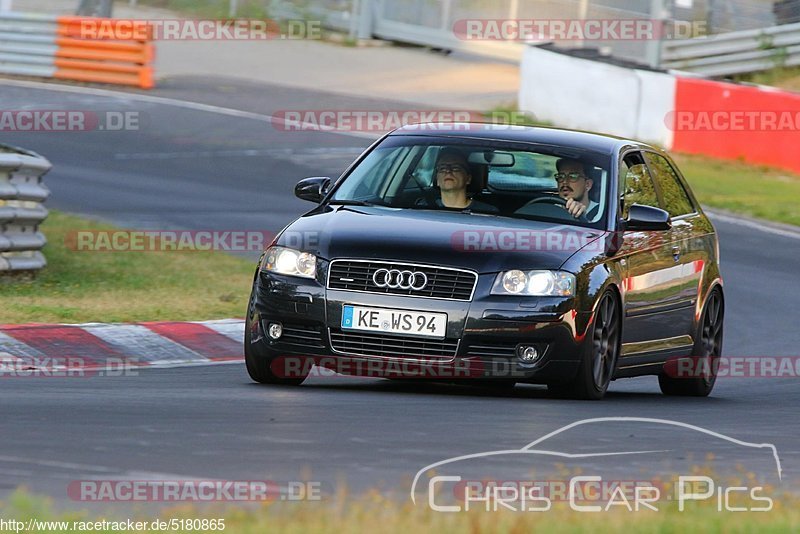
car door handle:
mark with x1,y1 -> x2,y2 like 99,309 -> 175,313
672,246 -> 681,262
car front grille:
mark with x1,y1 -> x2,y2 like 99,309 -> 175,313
327,260 -> 477,301
329,329 -> 459,360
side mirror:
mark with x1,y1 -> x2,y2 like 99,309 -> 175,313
295,177 -> 331,203
624,204 -> 671,231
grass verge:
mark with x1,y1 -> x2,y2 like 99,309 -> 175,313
674,153 -> 800,227
733,66 -> 800,93
135,0 -> 270,19
0,211 -> 255,324
2,488 -> 799,533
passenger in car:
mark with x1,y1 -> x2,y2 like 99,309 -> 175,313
434,147 -> 498,213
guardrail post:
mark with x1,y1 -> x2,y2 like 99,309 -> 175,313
577,0 -> 589,48
76,0 -> 113,18
0,145 -> 51,276
439,0 -> 452,32
349,0 -> 361,40
355,0 -> 374,41
647,0 -> 668,68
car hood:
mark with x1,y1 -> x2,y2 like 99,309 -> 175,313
277,205 -> 604,274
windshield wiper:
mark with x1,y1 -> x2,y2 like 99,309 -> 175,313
328,199 -> 376,206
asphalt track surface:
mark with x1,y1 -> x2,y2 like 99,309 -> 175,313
1,77 -> 798,509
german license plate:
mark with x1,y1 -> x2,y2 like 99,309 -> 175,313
341,305 -> 447,339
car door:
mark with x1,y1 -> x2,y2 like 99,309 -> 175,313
615,151 -> 694,366
643,151 -> 705,341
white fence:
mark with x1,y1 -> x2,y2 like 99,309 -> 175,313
518,45 -> 676,148
268,0 -> 666,64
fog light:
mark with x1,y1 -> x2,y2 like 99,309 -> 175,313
267,322 -> 283,340
517,345 -> 540,364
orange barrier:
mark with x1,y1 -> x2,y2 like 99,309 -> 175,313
53,16 -> 154,89
672,77 -> 800,174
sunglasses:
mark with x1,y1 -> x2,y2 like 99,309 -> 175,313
554,171 -> 586,183
436,163 -> 468,175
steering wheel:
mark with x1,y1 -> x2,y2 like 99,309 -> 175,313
406,171 -> 439,208
518,194 -> 588,221
527,195 -> 567,206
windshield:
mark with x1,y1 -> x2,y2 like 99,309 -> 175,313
330,136 -> 611,229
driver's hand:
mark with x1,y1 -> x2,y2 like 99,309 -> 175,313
565,198 -> 587,218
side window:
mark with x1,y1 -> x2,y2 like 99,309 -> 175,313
620,152 -> 659,219
335,146 -> 408,200
644,153 -> 695,218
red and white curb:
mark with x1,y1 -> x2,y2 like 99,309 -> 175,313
0,319 -> 245,371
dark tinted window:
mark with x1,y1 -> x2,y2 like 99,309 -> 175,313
644,153 -> 695,217
331,136 -> 612,229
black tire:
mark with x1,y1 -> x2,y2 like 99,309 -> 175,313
244,286 -> 308,386
548,290 -> 621,400
659,288 -> 724,397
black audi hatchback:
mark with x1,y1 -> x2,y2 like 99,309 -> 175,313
245,124 -> 724,400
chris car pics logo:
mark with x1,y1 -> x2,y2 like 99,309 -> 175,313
411,417 -> 781,513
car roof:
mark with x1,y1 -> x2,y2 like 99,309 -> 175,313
388,123 -> 656,155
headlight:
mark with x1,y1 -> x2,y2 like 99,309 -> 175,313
491,270 -> 575,296
260,246 -> 317,279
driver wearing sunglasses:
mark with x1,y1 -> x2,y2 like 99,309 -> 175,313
555,158 -> 598,220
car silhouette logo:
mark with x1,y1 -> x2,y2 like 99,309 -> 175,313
410,417 -> 783,504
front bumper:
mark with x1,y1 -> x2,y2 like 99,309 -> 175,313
248,270 -> 592,384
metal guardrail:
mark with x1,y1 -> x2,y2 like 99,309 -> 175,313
662,22 -> 800,76
0,145 -> 51,273
0,11 -> 154,88
0,12 -> 60,79
268,0 -> 758,66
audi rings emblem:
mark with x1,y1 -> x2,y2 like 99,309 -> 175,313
372,269 -> 428,291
